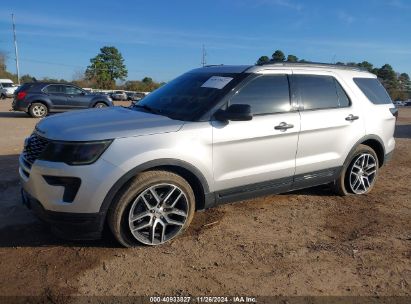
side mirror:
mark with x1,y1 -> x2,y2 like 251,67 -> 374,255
214,104 -> 253,121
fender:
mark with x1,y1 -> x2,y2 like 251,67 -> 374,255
26,94 -> 53,109
99,158 -> 211,214
90,96 -> 112,107
344,134 -> 386,168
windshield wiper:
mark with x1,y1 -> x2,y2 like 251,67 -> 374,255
132,104 -> 180,120
133,104 -> 162,115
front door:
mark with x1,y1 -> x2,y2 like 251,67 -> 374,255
212,71 -> 300,201
63,85 -> 90,109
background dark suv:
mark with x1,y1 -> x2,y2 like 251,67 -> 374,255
12,83 -> 113,118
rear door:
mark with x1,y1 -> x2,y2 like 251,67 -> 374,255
292,71 -> 365,185
63,85 -> 90,109
43,85 -> 67,111
212,71 -> 300,199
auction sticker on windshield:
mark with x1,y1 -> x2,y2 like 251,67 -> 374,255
201,76 -> 233,89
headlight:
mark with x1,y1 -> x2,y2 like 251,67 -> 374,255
40,140 -> 112,165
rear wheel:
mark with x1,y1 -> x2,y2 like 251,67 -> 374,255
333,144 -> 379,195
107,171 -> 195,247
29,103 -> 48,118
0,94 -> 6,100
94,102 -> 107,108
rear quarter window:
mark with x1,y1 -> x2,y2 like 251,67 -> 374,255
353,78 -> 392,104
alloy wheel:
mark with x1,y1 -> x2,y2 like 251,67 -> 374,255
33,105 -> 46,117
128,183 -> 189,245
349,153 -> 377,194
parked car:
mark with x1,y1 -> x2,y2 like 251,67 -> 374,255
12,82 -> 113,118
20,63 -> 396,247
394,100 -> 406,107
111,90 -> 128,101
0,79 -> 18,99
127,92 -> 146,101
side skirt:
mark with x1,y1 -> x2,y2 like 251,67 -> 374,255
206,167 -> 341,209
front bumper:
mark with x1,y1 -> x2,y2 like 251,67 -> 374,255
19,154 -> 126,240
21,189 -> 104,240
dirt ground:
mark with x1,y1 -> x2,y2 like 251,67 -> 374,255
0,99 -> 409,299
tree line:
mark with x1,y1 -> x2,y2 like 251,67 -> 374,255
0,47 -> 163,92
2,47 -> 410,99
257,50 -> 411,101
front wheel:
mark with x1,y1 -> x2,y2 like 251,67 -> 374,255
333,144 -> 379,195
29,103 -> 48,118
94,102 -> 107,108
107,171 -> 195,247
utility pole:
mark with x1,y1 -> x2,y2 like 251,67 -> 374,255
201,44 -> 207,67
12,13 -> 20,85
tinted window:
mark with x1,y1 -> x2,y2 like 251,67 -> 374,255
64,86 -> 83,95
353,78 -> 392,104
335,80 -> 350,107
295,75 -> 342,110
230,75 -> 291,115
44,85 -> 63,93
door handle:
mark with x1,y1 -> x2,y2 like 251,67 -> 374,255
274,122 -> 294,131
345,114 -> 359,121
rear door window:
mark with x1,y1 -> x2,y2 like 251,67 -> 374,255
353,78 -> 392,104
294,75 -> 349,110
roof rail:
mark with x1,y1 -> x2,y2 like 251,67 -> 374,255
256,61 -> 368,72
203,64 -> 224,67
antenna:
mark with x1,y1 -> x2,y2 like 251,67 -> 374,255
12,13 -> 20,85
201,44 -> 207,67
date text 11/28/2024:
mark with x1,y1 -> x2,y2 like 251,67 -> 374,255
149,296 -> 257,303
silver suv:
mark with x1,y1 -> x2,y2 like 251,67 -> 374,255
20,63 -> 397,246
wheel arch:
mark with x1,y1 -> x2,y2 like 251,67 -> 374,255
347,135 -> 386,168
27,96 -> 52,110
99,159 -> 212,216
92,100 -> 109,107
29,100 -> 50,112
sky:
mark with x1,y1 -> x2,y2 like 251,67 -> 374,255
0,0 -> 410,83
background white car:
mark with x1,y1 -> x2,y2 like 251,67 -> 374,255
0,79 -> 17,99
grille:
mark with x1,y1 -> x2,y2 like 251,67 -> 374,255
23,133 -> 50,164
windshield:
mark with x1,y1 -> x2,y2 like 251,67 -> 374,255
133,72 -> 247,121
1,83 -> 13,88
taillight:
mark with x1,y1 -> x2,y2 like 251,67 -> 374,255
389,107 -> 398,118
17,91 -> 27,100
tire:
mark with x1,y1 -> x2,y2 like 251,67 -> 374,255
28,103 -> 48,118
0,94 -> 5,100
94,102 -> 107,108
107,170 -> 196,247
333,144 -> 379,196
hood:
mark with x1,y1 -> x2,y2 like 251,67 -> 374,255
5,87 -> 16,93
35,107 -> 184,141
